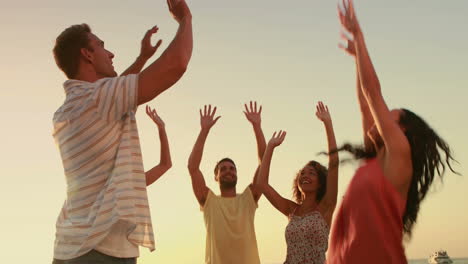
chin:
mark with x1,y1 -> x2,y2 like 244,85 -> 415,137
220,182 -> 237,189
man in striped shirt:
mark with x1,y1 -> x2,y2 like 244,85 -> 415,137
51,0 -> 192,263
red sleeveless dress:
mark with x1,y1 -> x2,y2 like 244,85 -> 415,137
327,158 -> 407,264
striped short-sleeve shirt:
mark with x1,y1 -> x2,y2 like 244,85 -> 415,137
52,74 -> 155,260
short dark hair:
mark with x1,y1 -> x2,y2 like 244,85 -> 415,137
214,158 -> 236,175
53,23 -> 92,78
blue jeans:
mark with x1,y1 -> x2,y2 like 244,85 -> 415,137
52,250 -> 136,264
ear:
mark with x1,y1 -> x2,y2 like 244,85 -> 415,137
80,47 -> 93,63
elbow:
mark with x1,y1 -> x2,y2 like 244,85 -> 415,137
175,64 -> 188,76
172,57 -> 189,76
163,161 -> 173,172
187,163 -> 197,174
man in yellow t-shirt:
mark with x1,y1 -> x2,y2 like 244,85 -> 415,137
188,102 -> 267,264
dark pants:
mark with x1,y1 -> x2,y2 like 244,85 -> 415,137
52,250 -> 137,264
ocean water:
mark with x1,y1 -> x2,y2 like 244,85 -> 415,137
265,258 -> 468,264
409,258 -> 468,264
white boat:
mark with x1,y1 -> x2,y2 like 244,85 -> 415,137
428,250 -> 453,264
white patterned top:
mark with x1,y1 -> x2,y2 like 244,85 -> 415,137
284,210 -> 329,264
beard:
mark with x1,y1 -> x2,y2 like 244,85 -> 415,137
220,178 -> 237,189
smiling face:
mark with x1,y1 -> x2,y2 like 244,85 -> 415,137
293,161 -> 328,203
297,165 -> 321,195
214,160 -> 237,189
83,33 -> 117,78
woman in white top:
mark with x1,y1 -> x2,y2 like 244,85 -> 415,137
257,102 -> 339,264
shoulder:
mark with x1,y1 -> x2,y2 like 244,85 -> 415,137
202,189 -> 218,209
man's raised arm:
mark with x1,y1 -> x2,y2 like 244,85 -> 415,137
138,0 -> 193,105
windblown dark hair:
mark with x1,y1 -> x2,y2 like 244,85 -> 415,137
293,161 -> 328,203
329,109 -> 459,236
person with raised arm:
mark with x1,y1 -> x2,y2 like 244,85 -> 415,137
257,102 -> 339,264
327,1 -> 458,263
144,105 -> 172,187
187,102 -> 266,264
51,0 -> 192,262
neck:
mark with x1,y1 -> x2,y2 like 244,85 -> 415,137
220,187 -> 236,197
73,63 -> 101,83
301,193 -> 318,208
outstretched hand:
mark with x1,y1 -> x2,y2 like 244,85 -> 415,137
339,32 -> 356,57
139,26 -> 163,61
146,105 -> 165,128
200,105 -> 221,131
338,0 -> 360,35
243,101 -> 262,126
315,101 -> 332,123
167,0 -> 192,23
267,130 -> 287,148
338,0 -> 361,56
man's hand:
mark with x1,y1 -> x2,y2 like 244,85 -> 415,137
139,26 -> 163,61
167,0 -> 192,23
120,26 -> 163,76
200,105 -> 221,131
243,101 -> 262,127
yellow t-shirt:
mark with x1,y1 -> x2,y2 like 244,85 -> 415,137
202,186 -> 260,264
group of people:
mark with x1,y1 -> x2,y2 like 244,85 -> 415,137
50,0 -> 458,263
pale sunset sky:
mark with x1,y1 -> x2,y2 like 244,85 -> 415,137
1,0 -> 467,263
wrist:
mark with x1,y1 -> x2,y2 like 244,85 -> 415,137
136,55 -> 149,63
323,119 -> 332,125
252,122 -> 261,129
354,29 -> 364,40
179,14 -> 192,25
323,120 -> 333,127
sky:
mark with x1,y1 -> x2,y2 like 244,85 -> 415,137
1,0 -> 467,263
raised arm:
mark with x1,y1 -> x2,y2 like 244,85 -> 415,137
243,101 -> 267,162
339,0 -> 412,190
315,102 -> 339,222
138,0 -> 193,105
144,105 -> 172,186
340,35 -> 373,149
121,26 -> 163,76
187,105 -> 221,206
243,101 -> 267,201
257,131 -> 297,217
